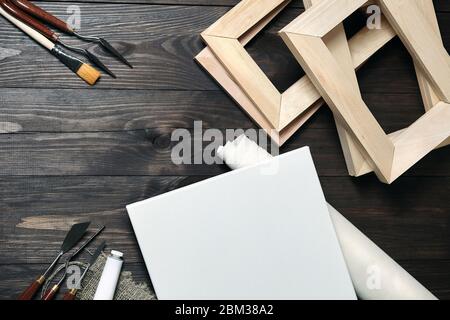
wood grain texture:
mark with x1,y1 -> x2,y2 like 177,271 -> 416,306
11,0 -> 74,33
29,0 -> 450,12
0,4 -> 448,90
0,0 -> 449,300
0,175 -> 449,269
0,128 -> 448,177
4,261 -> 450,300
0,0 -> 58,42
1,90 -> 448,133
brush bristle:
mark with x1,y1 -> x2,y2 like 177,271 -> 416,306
76,64 -> 101,85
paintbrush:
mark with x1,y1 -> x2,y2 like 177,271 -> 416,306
0,5 -> 100,85
11,0 -> 133,68
1,0 -> 115,78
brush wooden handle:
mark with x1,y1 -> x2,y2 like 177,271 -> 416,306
18,275 -> 45,300
41,284 -> 60,300
1,0 -> 57,41
0,5 -> 54,50
11,0 -> 73,33
62,288 -> 77,300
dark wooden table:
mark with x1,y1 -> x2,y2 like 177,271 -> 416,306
0,0 -> 449,300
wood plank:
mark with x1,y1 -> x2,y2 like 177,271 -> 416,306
0,3 -> 228,90
0,4 -> 448,90
2,259 -> 450,300
0,89 -> 255,132
0,89 -> 445,133
0,176 -> 205,266
40,0 -> 288,6
0,127 -> 448,177
0,175 -> 449,265
31,0 -> 450,12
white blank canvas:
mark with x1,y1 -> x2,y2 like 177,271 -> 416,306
127,147 -> 356,300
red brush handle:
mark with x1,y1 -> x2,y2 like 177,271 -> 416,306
1,0 -> 58,41
62,289 -> 77,300
41,284 -> 60,300
10,0 -> 73,33
18,275 -> 45,300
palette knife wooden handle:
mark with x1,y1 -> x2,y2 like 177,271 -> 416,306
10,0 -> 74,33
18,275 -> 45,300
62,288 -> 77,300
1,0 -> 58,41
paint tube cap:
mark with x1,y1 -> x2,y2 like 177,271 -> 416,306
110,250 -> 124,258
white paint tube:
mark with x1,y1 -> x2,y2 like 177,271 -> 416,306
93,250 -> 124,300
217,135 -> 436,300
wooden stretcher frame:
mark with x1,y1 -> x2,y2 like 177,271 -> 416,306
346,0 -> 450,177
196,0 -> 449,177
280,0 -> 450,183
304,0 -> 449,177
197,0 -> 449,178
196,0 -> 397,153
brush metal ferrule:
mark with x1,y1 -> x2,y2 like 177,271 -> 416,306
50,45 -> 83,73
